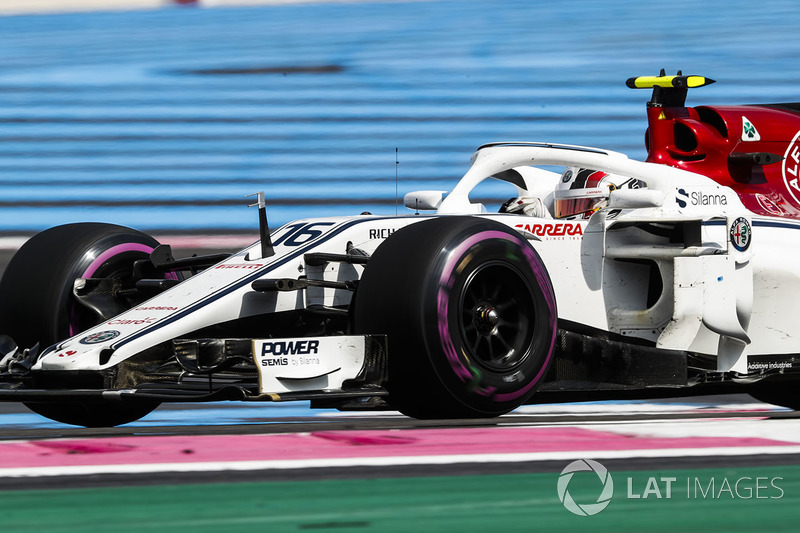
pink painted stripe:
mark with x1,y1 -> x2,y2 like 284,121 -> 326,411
0,427 -> 795,469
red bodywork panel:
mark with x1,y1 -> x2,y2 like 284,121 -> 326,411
645,102 -> 800,217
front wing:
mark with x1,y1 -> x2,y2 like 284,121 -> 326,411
0,334 -> 388,405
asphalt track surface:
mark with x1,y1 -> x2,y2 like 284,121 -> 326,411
1,394 -> 799,532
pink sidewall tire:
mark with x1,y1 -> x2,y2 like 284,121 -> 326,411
353,216 -> 557,419
0,223 -> 164,427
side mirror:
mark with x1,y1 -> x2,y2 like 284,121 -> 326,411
608,189 -> 663,209
403,190 -> 447,211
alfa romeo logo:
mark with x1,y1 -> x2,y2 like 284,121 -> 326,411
557,459 -> 614,516
79,330 -> 120,345
729,217 -> 751,252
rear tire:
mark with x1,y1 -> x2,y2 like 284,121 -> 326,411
353,217 -> 557,418
0,223 -> 166,427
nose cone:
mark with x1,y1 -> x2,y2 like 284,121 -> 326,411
37,345 -> 105,371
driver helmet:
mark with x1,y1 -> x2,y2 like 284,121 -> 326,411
553,167 -> 641,219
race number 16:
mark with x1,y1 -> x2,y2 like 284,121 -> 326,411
272,222 -> 335,247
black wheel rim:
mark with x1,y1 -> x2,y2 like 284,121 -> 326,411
458,261 -> 536,372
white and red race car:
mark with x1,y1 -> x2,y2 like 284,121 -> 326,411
1,72 -> 799,427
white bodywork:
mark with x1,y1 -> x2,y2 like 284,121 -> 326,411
34,142 -> 800,390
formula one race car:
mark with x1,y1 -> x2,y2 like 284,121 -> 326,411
1,72 -> 799,427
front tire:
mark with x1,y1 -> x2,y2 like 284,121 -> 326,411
24,400 -> 160,428
353,217 -> 557,418
0,223 -> 166,427
749,384 -> 800,410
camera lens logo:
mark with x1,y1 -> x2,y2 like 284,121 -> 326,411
557,459 -> 614,516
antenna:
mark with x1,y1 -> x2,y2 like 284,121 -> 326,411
395,147 -> 399,215
246,191 -> 274,259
